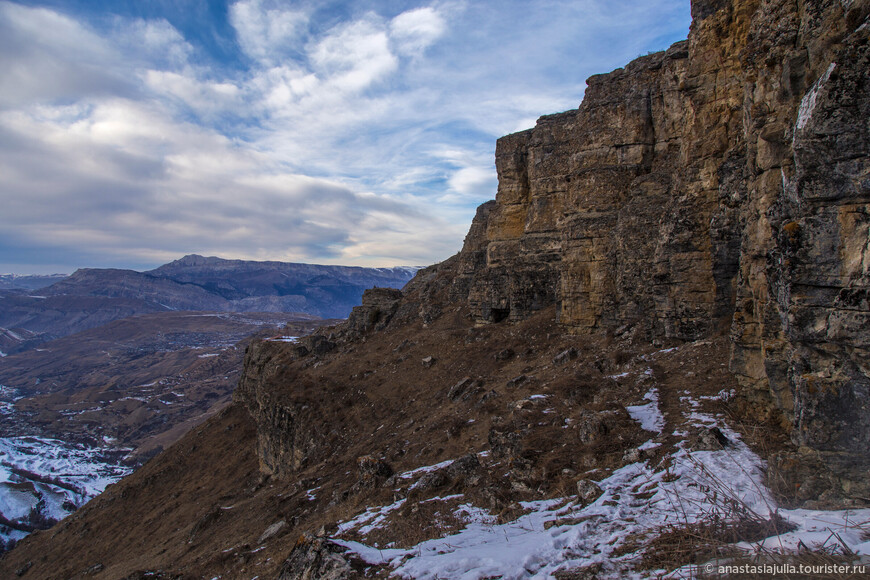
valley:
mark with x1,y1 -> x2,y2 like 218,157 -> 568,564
0,256 -> 417,553
0,310 -> 330,551
1,0 -> 868,577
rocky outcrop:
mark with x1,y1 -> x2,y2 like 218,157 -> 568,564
427,0 -> 869,502
345,287 -> 404,336
729,0 -> 870,501
235,341 -> 313,477
276,534 -> 353,580
239,0 -> 869,504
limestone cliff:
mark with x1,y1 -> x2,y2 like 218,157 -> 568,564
237,0 -> 869,504
412,0 -> 870,503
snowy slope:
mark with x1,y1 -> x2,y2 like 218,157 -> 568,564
331,348 -> 870,579
0,436 -> 132,549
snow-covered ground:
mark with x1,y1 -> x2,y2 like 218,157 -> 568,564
0,435 -> 132,549
332,362 -> 870,579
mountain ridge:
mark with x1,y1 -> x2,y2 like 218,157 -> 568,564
1,0 -> 868,577
0,256 -> 419,354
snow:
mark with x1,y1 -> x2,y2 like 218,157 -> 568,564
336,434 -> 868,578
4,329 -> 22,341
748,508 -> 870,555
337,498 -> 407,535
333,378 -> 870,578
266,336 -> 298,343
796,63 -> 836,130
625,387 -> 665,433
0,436 -> 133,546
398,459 -> 455,480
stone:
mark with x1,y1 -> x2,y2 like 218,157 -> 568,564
276,533 -> 352,580
421,356 -> 435,368
553,348 -> 578,365
448,377 -> 474,401
258,520 -> 288,544
576,479 -> 602,504
690,427 -> 730,451
506,374 -> 529,388
356,455 -> 393,489
495,348 -> 515,361
346,288 -> 404,336
445,454 -> 482,480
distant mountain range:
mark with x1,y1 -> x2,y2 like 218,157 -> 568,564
0,255 -> 419,354
0,274 -> 68,291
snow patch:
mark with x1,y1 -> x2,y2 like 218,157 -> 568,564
266,336 -> 299,343
0,436 -> 133,547
626,387 -> 665,433
334,434 -> 812,578
398,459 -> 455,480
796,63 -> 836,130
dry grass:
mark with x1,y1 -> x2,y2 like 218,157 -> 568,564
342,496 -> 470,549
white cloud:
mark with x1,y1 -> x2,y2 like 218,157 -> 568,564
0,2 -> 132,108
144,71 -> 241,113
116,18 -> 193,69
310,18 -> 398,92
229,0 -> 308,64
390,7 -> 447,56
0,0 -> 693,272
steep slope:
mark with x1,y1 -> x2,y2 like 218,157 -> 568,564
0,312 -> 327,551
408,0 -> 870,502
1,0 -> 868,577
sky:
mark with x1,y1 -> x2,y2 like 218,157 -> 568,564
0,0 -> 691,274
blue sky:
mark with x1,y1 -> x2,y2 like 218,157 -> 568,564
0,0 -> 691,273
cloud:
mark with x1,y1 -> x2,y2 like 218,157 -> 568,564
229,0 -> 308,64
0,0 -> 692,272
310,18 -> 398,92
0,94 -> 446,270
0,2 -> 133,108
390,7 -> 447,56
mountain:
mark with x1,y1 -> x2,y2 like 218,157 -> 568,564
0,256 -> 418,353
0,274 -> 67,291
2,0 -> 868,578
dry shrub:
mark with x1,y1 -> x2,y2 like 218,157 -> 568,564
639,512 -> 792,572
641,454 -> 796,574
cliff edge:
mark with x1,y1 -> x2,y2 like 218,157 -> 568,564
337,0 -> 870,503
2,0 -> 868,578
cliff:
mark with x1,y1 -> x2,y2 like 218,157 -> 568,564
234,0 -> 870,524
385,0 -> 870,502
1,0 -> 868,578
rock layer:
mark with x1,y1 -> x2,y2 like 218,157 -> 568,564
428,0 -> 870,502
238,0 -> 870,504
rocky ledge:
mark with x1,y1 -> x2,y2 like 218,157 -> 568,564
240,0 -> 870,504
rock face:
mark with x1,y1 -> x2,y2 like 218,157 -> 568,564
237,0 -> 869,503
430,0 -> 870,500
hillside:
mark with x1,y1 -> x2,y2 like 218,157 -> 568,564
0,311 -> 330,551
2,0 -> 868,578
0,256 -> 417,354
0,274 -> 67,292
